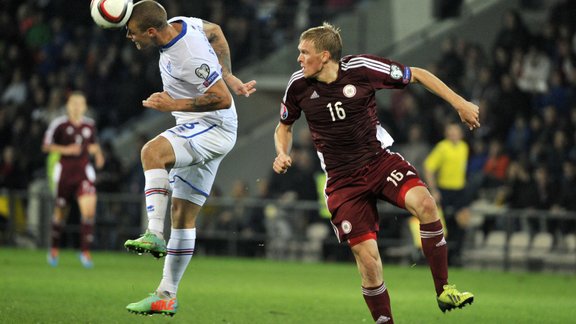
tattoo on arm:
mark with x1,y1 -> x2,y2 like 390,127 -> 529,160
202,20 -> 232,78
185,92 -> 225,112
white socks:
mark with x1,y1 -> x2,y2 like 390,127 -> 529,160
144,169 -> 170,238
157,228 -> 196,296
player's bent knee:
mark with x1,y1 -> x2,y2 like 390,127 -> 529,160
141,138 -> 173,168
416,194 -> 438,222
406,190 -> 438,223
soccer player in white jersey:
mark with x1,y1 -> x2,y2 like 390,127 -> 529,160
123,0 -> 256,316
273,23 -> 478,323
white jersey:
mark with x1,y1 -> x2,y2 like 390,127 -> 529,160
159,16 -> 237,130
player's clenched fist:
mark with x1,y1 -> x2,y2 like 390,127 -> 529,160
273,153 -> 292,174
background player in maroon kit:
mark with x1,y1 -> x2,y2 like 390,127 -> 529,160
43,91 -> 104,268
273,23 -> 479,323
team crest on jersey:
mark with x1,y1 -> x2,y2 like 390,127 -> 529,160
195,64 -> 210,80
82,127 -> 92,139
66,126 -> 74,135
343,84 -> 356,98
280,102 -> 288,120
390,64 -> 403,80
341,220 -> 352,234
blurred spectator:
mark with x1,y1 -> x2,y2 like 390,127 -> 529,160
491,73 -> 531,140
395,124 -> 431,175
95,141 -> 124,193
506,116 -> 531,156
543,130 -> 569,181
517,43 -> 552,94
466,138 -> 488,201
436,36 -> 464,89
530,166 -> 558,234
493,9 -> 531,54
0,146 -> 21,189
537,68 -> 572,114
1,69 -> 27,105
482,139 -> 510,189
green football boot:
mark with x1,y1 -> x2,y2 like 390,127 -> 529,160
124,231 -> 167,258
126,293 -> 178,316
437,284 -> 474,313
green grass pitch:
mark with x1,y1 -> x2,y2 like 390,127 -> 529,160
0,248 -> 574,323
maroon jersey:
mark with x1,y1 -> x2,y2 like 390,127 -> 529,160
43,115 -> 97,169
280,54 -> 411,176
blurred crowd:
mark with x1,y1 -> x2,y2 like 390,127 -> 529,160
1,1 -> 575,249
391,2 -> 576,239
0,0 -> 356,247
0,0 -> 356,190
203,1 -> 576,248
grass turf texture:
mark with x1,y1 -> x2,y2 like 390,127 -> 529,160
0,248 -> 574,323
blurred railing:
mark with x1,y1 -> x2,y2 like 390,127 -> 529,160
1,188 -> 574,272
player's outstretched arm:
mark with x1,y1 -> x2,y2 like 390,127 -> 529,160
273,122 -> 293,174
202,19 -> 257,97
142,79 -> 232,112
410,67 -> 480,130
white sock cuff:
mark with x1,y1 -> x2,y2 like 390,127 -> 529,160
170,228 -> 196,240
145,168 -> 169,179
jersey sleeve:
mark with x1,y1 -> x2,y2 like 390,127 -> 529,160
43,118 -> 62,146
361,54 -> 411,90
179,17 -> 222,94
86,119 -> 98,144
187,17 -> 204,30
180,57 -> 222,94
279,77 -> 302,125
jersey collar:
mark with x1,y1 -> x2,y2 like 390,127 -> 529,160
161,20 -> 187,50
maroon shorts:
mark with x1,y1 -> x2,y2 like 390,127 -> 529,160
54,163 -> 96,207
325,149 -> 426,244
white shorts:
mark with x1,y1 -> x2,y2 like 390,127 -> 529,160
160,120 -> 236,206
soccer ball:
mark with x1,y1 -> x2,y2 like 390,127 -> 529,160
90,0 -> 134,29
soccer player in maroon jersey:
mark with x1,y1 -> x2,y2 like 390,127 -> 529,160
43,91 -> 104,268
273,23 -> 479,323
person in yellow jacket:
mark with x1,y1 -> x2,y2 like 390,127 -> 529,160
423,122 -> 470,266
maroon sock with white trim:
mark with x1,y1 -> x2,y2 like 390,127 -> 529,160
80,222 -> 94,252
50,222 -> 63,250
362,283 -> 393,323
420,220 -> 448,295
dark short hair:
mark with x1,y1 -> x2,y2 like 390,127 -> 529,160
130,0 -> 168,32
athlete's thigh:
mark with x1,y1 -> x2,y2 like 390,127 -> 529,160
370,150 -> 426,209
160,120 -> 236,168
169,152 -> 226,207
326,177 -> 379,243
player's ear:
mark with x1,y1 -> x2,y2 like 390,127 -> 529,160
146,27 -> 156,36
321,51 -> 330,63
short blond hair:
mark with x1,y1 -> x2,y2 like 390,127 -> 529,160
300,22 -> 342,61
